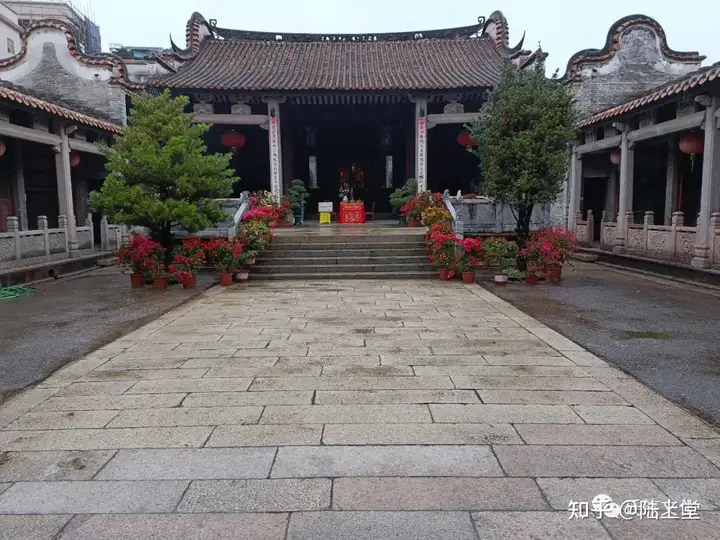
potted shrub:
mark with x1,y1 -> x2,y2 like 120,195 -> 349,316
150,265 -> 170,290
116,234 -> 163,288
234,248 -> 256,282
240,219 -> 271,255
483,237 -> 518,287
288,179 -> 309,226
169,237 -> 205,289
205,238 -> 241,286
402,191 -> 444,228
428,228 -> 458,280
520,242 -> 545,285
389,179 -> 417,224
528,228 -> 577,282
456,237 -> 483,284
421,207 -> 452,230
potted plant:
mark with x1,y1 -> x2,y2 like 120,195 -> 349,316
288,179 -> 309,226
428,228 -> 458,280
527,228 -> 577,282
401,191 -> 444,228
150,265 -> 170,290
421,207 -> 452,230
234,248 -> 256,282
456,237 -> 483,284
205,238 -> 241,286
116,234 -> 163,288
483,237 -> 518,287
520,242 -> 545,285
389,179 -> 417,224
240,219 -> 271,255
169,237 -> 205,289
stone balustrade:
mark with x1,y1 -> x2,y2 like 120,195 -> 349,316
0,214 -> 124,270
576,210 -> 720,268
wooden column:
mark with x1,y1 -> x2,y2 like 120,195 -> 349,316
415,98 -> 428,192
614,125 -> 635,252
267,99 -> 283,201
55,125 -> 78,251
692,96 -> 720,269
568,150 -> 583,229
664,136 -> 679,225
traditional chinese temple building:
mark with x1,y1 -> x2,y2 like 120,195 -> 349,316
148,11 -> 540,216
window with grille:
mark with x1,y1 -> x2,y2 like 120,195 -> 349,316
385,155 -> 393,188
309,156 -> 318,189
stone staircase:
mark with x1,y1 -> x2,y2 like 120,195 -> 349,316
251,224 -> 435,280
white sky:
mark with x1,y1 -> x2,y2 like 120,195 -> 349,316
90,0 -> 719,75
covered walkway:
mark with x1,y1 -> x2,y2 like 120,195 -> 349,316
0,280 -> 718,539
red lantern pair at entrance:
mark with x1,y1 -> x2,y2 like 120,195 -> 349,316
609,132 -> 704,165
456,129 -> 478,148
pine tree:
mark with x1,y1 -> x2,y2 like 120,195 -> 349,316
90,90 -> 237,263
468,62 -> 575,244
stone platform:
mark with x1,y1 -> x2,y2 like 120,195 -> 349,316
0,280 -> 718,539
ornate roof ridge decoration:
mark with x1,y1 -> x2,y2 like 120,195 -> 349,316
561,14 -> 705,83
481,10 -> 530,57
212,19 -> 486,43
0,18 -> 145,92
177,11 -> 214,55
577,62 -> 720,128
0,83 -> 124,134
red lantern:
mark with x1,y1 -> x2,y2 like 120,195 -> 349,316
456,130 -> 478,148
221,131 -> 246,153
610,149 -> 621,166
679,133 -> 704,155
0,139 -> 6,157
69,151 -> 80,167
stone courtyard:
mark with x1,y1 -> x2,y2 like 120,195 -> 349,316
0,280 -> 718,539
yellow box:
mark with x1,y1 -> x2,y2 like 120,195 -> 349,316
319,212 -> 331,224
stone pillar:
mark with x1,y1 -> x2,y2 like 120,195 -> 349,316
691,96 -> 720,269
12,142 -> 28,231
55,126 -> 78,251
568,150 -> 582,229
267,100 -> 283,201
605,166 -> 617,220
415,98 -> 428,192
664,136 -> 679,225
614,126 -> 635,252
73,175 -> 89,226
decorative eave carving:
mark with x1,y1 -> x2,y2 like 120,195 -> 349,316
0,19 -> 145,92
560,14 -> 705,83
481,10 -> 530,58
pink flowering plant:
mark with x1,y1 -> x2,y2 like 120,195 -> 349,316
204,237 -> 244,273
428,229 -> 458,274
456,237 -> 483,272
525,227 -> 577,264
116,234 -> 164,279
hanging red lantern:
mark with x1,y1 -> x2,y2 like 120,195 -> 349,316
610,149 -> 621,166
456,130 -> 478,148
0,139 -> 6,157
69,151 -> 80,167
679,132 -> 704,155
221,131 -> 246,153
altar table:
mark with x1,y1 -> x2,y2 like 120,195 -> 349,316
339,202 -> 366,224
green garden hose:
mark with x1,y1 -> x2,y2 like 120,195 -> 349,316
0,286 -> 35,302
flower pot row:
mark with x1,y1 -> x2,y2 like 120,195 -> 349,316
437,269 -> 477,284
129,274 -> 196,290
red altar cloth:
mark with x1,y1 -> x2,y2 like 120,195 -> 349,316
339,202 -> 366,224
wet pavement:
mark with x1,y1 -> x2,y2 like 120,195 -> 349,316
0,267 -> 215,401
483,263 -> 720,427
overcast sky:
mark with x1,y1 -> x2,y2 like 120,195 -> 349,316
89,0 -> 718,75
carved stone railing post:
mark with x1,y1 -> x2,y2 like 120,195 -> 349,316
85,214 -> 95,250
587,210 -> 595,244
6,217 -> 21,261
643,211 -> 654,255
57,215 -> 69,258
709,212 -> 720,267
100,216 -> 108,251
36,215 -> 49,259
623,211 -> 634,252
670,211 -> 684,260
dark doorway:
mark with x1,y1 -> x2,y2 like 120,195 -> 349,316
582,177 -> 607,243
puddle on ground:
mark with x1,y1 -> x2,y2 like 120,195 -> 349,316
616,330 -> 678,340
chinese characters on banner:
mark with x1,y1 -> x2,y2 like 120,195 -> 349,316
416,117 -> 427,192
269,117 -> 281,202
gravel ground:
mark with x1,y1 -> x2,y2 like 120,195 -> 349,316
482,262 -> 720,427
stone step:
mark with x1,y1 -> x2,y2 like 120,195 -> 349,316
250,270 -> 438,280
261,248 -> 428,258
268,241 -> 426,251
271,235 -> 425,246
256,255 -> 429,266
251,262 -> 433,274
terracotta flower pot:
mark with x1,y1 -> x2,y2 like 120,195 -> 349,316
546,262 -> 562,283
407,218 -> 420,228
182,277 -> 196,289
153,277 -> 168,290
493,272 -> 508,287
130,274 -> 144,288
526,274 -> 539,286
438,268 -> 450,280
218,273 -> 233,286
462,271 -> 476,284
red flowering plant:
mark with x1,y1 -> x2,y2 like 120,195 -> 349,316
203,237 -> 244,274
116,234 -> 164,279
240,220 -> 271,253
456,237 -> 483,273
424,222 -> 452,252
169,237 -> 206,284
428,228 -> 459,276
527,227 -> 578,265
401,191 -> 444,221
242,206 -> 277,227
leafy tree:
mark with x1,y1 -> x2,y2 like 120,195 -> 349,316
468,62 -> 575,244
90,90 -> 237,264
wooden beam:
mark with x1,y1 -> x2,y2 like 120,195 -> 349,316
628,111 -> 705,143
0,120 -> 61,146
426,112 -> 485,125
575,135 -> 621,155
69,139 -> 104,155
192,114 -> 269,125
